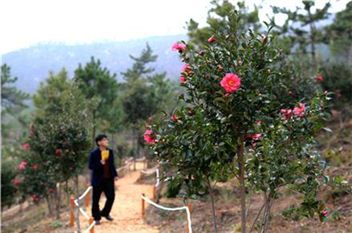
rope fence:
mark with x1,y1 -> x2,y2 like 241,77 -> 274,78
141,193 -> 193,233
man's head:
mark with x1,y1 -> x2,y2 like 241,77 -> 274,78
95,134 -> 109,148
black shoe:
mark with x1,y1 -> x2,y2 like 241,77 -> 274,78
95,220 -> 101,225
102,215 -> 113,221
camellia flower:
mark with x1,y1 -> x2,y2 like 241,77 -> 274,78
171,42 -> 186,53
181,64 -> 192,75
179,76 -> 186,85
208,35 -> 216,43
220,73 -> 241,93
32,194 -> 40,203
144,129 -> 156,144
293,103 -> 306,117
18,161 -> 28,171
247,133 -> 262,141
55,149 -> 62,157
316,74 -> 324,82
31,163 -> 39,170
280,108 -> 293,120
12,178 -> 22,186
22,143 -> 30,151
171,114 -> 178,122
322,209 -> 329,217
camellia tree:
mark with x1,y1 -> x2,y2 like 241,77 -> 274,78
14,70 -> 92,220
145,8 -> 329,233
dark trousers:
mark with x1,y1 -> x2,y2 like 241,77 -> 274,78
92,178 -> 115,220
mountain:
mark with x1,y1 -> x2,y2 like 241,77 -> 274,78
2,34 -> 188,94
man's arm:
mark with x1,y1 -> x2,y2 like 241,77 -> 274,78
110,149 -> 118,177
89,150 -> 103,171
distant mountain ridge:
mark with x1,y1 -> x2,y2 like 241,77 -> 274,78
2,34 -> 187,94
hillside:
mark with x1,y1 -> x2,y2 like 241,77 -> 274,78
2,34 -> 187,94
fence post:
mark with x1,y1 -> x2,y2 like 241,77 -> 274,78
89,217 -> 95,233
152,186 -> 156,200
141,193 -> 145,218
69,196 -> 75,227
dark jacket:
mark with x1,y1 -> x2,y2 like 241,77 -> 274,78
88,148 -> 118,186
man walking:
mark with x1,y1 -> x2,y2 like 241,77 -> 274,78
89,134 -> 118,225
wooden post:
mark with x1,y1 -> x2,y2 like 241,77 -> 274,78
85,190 -> 91,210
141,193 -> 145,218
89,217 -> 95,233
69,196 -> 75,227
152,186 -> 156,200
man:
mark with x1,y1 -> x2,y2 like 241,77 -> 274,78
89,134 -> 118,225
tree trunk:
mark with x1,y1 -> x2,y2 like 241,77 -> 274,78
238,137 -> 246,233
55,183 -> 61,220
74,175 -> 81,233
207,177 -> 218,233
46,196 -> 53,217
133,127 -> 137,171
307,7 -> 317,70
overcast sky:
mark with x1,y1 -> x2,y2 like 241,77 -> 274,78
0,0 -> 349,55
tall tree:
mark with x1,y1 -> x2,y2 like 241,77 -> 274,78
73,57 -> 119,140
326,1 -> 352,63
271,0 -> 331,70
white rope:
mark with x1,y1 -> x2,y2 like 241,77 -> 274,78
140,166 -> 158,175
83,221 -> 96,233
77,186 -> 92,201
141,195 -> 192,233
135,157 -> 146,162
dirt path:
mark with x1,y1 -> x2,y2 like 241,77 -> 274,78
90,164 -> 159,233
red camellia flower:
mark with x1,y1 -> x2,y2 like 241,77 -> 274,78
208,35 -> 216,43
144,129 -> 156,144
32,194 -> 40,203
12,178 -> 22,186
220,73 -> 241,93
171,42 -> 186,53
171,114 -> 178,122
22,143 -> 30,151
280,108 -> 293,120
293,103 -> 306,117
322,209 -> 329,217
247,133 -> 262,141
179,76 -> 186,85
316,74 -> 324,82
181,64 -> 192,75
31,163 -> 39,170
55,149 -> 62,157
18,161 -> 28,171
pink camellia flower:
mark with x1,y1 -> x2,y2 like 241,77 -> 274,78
280,108 -> 293,120
31,163 -> 39,170
32,194 -> 40,203
208,35 -> 216,43
293,103 -> 306,117
144,129 -> 156,144
220,73 -> 241,93
18,161 -> 28,171
179,76 -> 186,85
322,209 -> 329,217
22,143 -> 30,151
316,74 -> 324,82
55,149 -> 62,157
12,178 -> 22,186
247,133 -> 262,141
181,64 -> 192,75
171,114 -> 178,122
171,42 -> 186,53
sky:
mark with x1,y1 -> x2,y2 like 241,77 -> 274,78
0,0 -> 349,55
